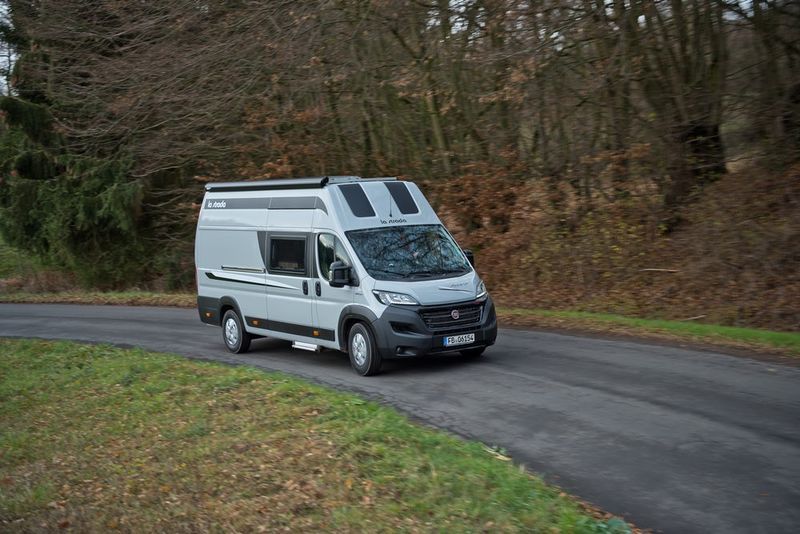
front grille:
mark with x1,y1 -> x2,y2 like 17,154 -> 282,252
419,303 -> 482,332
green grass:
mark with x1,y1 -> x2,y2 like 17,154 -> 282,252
499,307 -> 800,355
0,339 -> 628,532
0,290 -> 195,307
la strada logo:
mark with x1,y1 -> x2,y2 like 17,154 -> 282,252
207,200 -> 227,209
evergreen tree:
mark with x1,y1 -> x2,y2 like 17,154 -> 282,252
0,5 -> 146,288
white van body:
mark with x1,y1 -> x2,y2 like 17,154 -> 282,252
195,176 -> 497,375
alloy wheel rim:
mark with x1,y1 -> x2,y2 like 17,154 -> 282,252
225,317 -> 239,346
352,332 -> 368,367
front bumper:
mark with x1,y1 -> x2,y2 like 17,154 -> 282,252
370,295 -> 498,359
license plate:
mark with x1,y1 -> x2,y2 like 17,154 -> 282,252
444,333 -> 475,347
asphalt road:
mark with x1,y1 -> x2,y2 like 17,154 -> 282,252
1,303 -> 799,533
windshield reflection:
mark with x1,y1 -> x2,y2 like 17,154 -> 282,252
346,224 -> 471,280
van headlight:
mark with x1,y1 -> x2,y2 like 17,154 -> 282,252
476,280 -> 487,298
373,290 -> 419,306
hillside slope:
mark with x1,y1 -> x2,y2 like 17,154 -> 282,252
433,163 -> 800,331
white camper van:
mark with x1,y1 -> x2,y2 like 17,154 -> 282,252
195,176 -> 497,375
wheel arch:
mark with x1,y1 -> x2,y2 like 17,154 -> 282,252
219,296 -> 244,327
338,305 -> 379,352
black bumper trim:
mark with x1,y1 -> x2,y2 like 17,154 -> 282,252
371,296 -> 498,359
198,296 -> 221,325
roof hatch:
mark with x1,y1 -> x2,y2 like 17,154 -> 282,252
339,184 -> 376,217
384,182 -> 419,214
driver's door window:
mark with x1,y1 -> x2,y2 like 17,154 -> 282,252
317,233 -> 351,282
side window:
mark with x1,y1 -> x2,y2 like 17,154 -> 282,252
269,237 -> 306,275
317,233 -> 351,281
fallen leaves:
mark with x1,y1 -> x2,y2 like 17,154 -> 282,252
0,339 -> 632,533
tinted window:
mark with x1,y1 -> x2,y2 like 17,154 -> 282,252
385,182 -> 419,214
339,184 -> 376,217
269,237 -> 306,275
318,234 -> 352,281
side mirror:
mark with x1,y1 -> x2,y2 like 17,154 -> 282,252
330,261 -> 355,287
462,249 -> 475,267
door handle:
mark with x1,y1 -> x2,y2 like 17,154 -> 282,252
302,281 -> 308,295
315,281 -> 321,297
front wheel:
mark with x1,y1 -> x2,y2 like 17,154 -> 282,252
222,309 -> 251,354
348,322 -> 382,376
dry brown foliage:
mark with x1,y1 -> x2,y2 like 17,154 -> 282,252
426,162 -> 800,331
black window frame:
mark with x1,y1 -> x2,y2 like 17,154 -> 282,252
267,234 -> 309,277
316,232 -> 353,283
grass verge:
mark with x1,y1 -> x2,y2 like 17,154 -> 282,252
0,291 -> 195,307
498,308 -> 800,357
0,339 -> 629,532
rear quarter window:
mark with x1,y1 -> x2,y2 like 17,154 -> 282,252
269,237 -> 307,275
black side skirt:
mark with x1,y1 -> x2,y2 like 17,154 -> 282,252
245,316 -> 335,342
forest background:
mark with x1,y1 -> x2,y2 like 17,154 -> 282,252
0,0 -> 797,330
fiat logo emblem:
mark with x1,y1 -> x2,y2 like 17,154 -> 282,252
451,309 -> 460,320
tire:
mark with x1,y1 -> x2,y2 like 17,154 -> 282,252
460,346 -> 486,358
222,309 -> 251,354
347,322 -> 382,376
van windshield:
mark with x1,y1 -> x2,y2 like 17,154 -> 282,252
346,224 -> 471,280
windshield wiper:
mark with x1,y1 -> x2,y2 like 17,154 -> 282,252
370,268 -> 409,278
409,268 -> 467,278
438,268 -> 469,275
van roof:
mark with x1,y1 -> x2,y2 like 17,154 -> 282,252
205,175 -> 397,192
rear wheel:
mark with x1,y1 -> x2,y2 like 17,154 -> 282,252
460,346 -> 486,358
348,322 -> 382,376
222,309 -> 251,354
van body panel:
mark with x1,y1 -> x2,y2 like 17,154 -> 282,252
312,231 -> 356,345
328,181 -> 440,232
371,271 -> 482,306
195,195 -> 267,326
